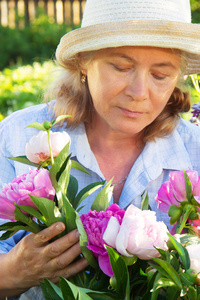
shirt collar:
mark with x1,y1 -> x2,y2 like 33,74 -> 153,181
68,123 -> 104,178
143,127 -> 192,180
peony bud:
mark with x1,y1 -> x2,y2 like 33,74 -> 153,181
42,120 -> 52,130
110,276 -> 117,290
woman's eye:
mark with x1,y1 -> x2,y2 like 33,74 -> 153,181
112,64 -> 130,72
152,73 -> 167,80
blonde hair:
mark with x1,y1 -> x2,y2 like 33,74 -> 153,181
46,50 -> 190,142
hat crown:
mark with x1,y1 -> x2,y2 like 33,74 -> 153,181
82,0 -> 191,27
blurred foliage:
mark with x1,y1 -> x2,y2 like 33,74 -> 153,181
0,61 -> 56,118
191,0 -> 200,23
0,10 -> 79,70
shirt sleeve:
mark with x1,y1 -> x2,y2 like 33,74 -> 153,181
0,120 -> 16,190
0,104 -> 51,253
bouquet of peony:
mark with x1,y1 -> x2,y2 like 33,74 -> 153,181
1,116 -> 200,300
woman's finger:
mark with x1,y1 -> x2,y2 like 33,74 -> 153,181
44,229 -> 80,259
50,242 -> 82,270
31,222 -> 66,247
48,257 -> 89,282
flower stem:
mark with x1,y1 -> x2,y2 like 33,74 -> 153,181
176,205 -> 193,234
47,129 -> 54,165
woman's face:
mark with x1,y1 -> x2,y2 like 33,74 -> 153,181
84,46 -> 181,136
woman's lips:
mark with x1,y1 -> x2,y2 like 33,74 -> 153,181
120,107 -> 144,118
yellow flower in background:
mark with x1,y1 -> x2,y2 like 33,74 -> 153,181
0,114 -> 4,121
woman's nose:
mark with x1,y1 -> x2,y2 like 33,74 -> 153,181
124,72 -> 148,101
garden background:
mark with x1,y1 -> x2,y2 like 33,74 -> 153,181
0,0 -> 200,122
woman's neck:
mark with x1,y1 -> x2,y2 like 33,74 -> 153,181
85,123 -> 145,203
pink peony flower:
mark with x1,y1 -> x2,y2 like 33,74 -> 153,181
104,205 -> 169,260
0,169 -> 55,221
80,204 -> 125,277
155,181 -> 178,213
156,170 -> 200,213
186,244 -> 200,273
25,131 -> 71,164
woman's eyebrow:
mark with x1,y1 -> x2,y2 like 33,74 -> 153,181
109,53 -> 178,69
152,62 -> 178,70
109,53 -> 135,63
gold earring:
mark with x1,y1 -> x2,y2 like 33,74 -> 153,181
81,72 -> 87,83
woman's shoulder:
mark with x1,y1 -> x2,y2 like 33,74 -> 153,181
0,102 -> 53,130
177,118 -> 200,139
177,118 -> 200,169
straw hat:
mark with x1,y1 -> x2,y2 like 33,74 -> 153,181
56,0 -> 200,75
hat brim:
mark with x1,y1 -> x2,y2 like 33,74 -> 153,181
56,19 -> 200,75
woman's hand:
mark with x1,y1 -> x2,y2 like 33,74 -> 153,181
0,222 -> 88,298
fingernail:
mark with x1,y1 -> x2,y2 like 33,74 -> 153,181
75,229 -> 80,238
55,223 -> 65,231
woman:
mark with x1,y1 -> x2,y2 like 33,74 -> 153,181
1,0 -> 200,298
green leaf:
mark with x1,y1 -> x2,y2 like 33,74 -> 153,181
165,286 -> 181,300
39,282 -> 53,300
75,212 -> 98,269
26,122 -> 46,131
51,115 -> 71,126
7,156 -> 38,167
151,277 -> 177,291
188,286 -> 198,300
30,195 -> 65,227
183,170 -> 193,202
169,253 -> 181,273
57,155 -> 71,196
59,278 -> 111,300
74,182 -> 105,210
15,204 -> 44,221
49,143 -> 70,193
150,272 -> 164,300
91,180 -> 113,212
0,221 -> 35,240
62,194 -> 77,233
155,247 -> 171,263
149,261 -> 170,279
40,278 -> 63,300
167,233 -> 190,270
71,160 -> 91,175
67,175 -> 79,206
141,190 -> 150,210
151,257 -> 182,290
14,205 -> 42,233
180,272 -> 196,286
106,246 -> 130,299
76,290 -> 93,300
121,255 -> 137,266
59,277 -> 76,300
